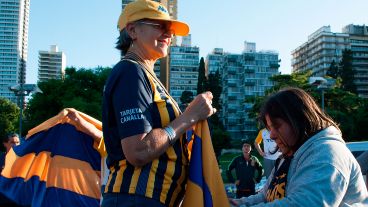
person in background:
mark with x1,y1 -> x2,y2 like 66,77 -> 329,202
102,1 -> 216,206
0,133 -> 21,206
230,87 -> 368,206
227,141 -> 263,198
254,128 -> 281,178
0,133 -> 20,172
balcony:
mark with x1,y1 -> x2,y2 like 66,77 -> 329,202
227,79 -> 237,87
243,81 -> 255,86
228,95 -> 237,100
243,55 -> 255,61
227,67 -> 237,74
243,68 -> 255,73
269,63 -> 280,69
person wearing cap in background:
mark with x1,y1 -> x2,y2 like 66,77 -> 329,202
101,0 -> 216,206
227,141 -> 264,199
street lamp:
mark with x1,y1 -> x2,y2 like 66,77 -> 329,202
8,84 -> 42,137
308,77 -> 335,111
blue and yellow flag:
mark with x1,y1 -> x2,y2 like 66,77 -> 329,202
0,109 -> 103,207
183,121 -> 229,207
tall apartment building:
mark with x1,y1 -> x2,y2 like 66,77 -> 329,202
206,48 -> 224,75
38,45 -> 66,82
169,35 -> 199,104
291,26 -> 350,76
291,24 -> 368,98
207,42 -> 279,140
0,0 -> 30,103
342,24 -> 368,98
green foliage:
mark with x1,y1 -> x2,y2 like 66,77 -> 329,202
0,97 -> 19,146
203,69 -> 231,159
206,70 -> 222,112
327,50 -> 356,94
195,61 -> 229,159
180,90 -> 194,105
327,60 -> 339,79
24,67 -> 111,132
204,69 -> 224,130
246,71 -> 368,142
211,128 -> 232,159
339,49 -> 356,94
325,88 -> 368,140
246,70 -> 313,120
267,70 -> 313,93
196,57 -> 207,94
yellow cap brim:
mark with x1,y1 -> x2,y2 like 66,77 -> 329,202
118,14 -> 190,36
145,18 -> 189,36
169,20 -> 190,36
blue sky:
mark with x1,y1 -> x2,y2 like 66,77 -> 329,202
26,0 -> 368,84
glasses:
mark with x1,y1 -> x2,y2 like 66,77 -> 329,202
138,21 -> 174,35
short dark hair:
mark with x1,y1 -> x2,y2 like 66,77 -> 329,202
259,87 -> 339,152
241,139 -> 252,146
116,28 -> 132,56
3,132 -> 19,143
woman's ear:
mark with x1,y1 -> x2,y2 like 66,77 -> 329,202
126,23 -> 137,40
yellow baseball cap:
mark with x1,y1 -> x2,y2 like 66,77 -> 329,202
117,0 -> 189,36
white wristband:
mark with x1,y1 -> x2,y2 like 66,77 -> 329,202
163,125 -> 176,145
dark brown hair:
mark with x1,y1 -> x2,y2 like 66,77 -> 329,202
116,28 -> 132,56
259,87 -> 339,152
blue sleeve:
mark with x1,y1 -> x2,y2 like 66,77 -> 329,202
111,64 -> 153,139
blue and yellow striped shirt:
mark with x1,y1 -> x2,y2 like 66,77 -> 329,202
102,55 -> 189,206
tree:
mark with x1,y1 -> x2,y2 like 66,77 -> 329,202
24,67 -> 111,132
180,90 -> 194,105
246,71 -> 368,142
206,70 -> 222,113
326,60 -> 339,79
196,57 -> 207,94
211,128 -> 231,159
194,58 -> 231,157
339,49 -> 356,94
245,70 -> 314,120
204,69 -> 231,159
0,97 -> 19,149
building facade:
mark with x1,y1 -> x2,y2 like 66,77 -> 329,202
291,26 -> 350,76
38,45 -> 66,82
342,24 -> 368,98
291,24 -> 368,98
169,35 -> 199,104
207,42 -> 279,140
0,0 -> 30,103
206,48 -> 224,75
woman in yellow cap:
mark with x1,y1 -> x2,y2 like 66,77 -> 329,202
102,1 -> 216,206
